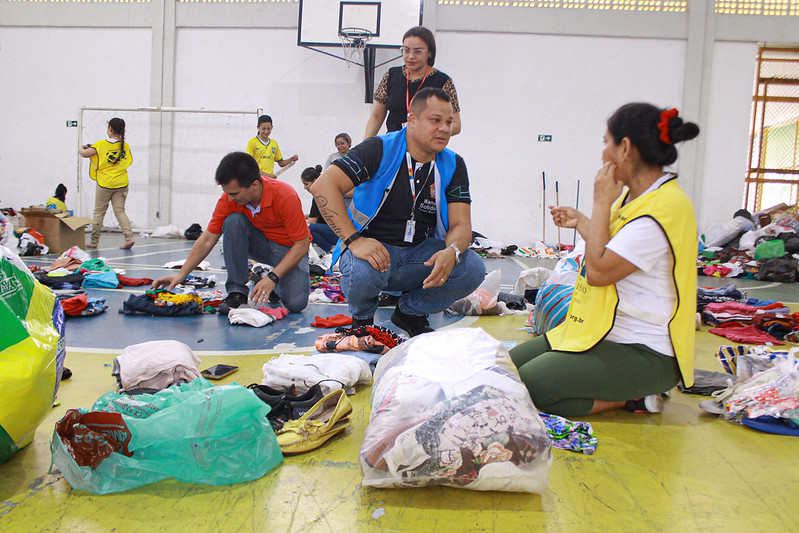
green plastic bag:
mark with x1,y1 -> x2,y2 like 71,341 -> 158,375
51,378 -> 282,494
754,239 -> 785,261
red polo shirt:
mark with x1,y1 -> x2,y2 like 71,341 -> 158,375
207,177 -> 310,247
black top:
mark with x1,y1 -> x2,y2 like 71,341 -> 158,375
332,137 -> 470,246
308,199 -> 325,225
374,66 -> 459,133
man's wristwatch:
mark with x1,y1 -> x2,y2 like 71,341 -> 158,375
266,271 -> 280,284
449,243 -> 462,265
343,232 -> 362,247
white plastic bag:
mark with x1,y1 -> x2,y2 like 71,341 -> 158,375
360,328 -> 552,493
446,269 -> 501,316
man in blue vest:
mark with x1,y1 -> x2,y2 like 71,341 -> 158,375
311,87 -> 485,336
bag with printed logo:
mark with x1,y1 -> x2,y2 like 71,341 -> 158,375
0,252 -> 65,464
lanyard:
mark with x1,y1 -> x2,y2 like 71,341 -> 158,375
405,152 -> 435,220
405,64 -> 431,114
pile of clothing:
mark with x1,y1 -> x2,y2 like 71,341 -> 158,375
698,205 -> 799,281
701,290 -> 796,343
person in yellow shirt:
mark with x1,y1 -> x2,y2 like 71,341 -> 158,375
46,183 -> 68,211
78,117 -> 135,249
510,103 -> 700,417
245,115 -> 298,178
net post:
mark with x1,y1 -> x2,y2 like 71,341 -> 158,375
364,47 -> 376,104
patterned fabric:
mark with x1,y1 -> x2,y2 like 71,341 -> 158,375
538,413 -> 598,455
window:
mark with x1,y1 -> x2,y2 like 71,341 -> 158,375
745,47 -> 799,212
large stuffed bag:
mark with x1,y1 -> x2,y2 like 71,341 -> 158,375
359,328 -> 552,493
0,251 -> 65,464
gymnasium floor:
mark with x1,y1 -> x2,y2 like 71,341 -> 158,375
1,235 -> 798,532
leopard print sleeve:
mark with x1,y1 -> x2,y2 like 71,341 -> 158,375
373,71 -> 390,104
443,78 -> 460,112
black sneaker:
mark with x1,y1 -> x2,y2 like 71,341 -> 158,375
218,292 -> 248,316
284,384 -> 325,419
351,316 -> 374,328
625,395 -> 664,413
391,308 -> 434,337
378,292 -> 401,307
268,291 -> 281,304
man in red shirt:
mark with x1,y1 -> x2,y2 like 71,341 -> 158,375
152,152 -> 310,314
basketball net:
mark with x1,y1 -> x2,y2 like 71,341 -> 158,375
339,28 -> 372,68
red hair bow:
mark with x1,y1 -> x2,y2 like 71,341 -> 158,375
658,108 -> 679,145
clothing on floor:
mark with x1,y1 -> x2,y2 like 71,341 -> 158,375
116,275 -> 154,287
310,314 -> 353,328
228,307 -> 275,327
119,294 -> 202,317
261,353 -> 372,396
112,340 -> 201,392
538,413 -> 598,455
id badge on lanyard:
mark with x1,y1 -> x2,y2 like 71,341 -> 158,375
404,152 -> 434,244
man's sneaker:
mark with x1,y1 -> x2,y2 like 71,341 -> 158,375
351,316 -> 374,329
218,292 -> 249,316
625,394 -> 664,414
391,308 -> 434,337
268,291 -> 281,304
378,292 -> 401,307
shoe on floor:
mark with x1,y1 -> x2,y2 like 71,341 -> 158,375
351,316 -> 374,329
218,292 -> 249,316
625,394 -> 664,414
268,291 -> 280,304
275,389 -> 353,454
391,308 -> 434,337
378,292 -> 401,307
119,240 -> 135,250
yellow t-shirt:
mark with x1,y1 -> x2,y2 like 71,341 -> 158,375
45,197 -> 68,211
89,139 -> 132,189
246,136 -> 283,175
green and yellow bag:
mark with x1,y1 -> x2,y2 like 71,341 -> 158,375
0,255 -> 65,463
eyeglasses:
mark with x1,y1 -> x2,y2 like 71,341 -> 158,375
400,46 -> 427,56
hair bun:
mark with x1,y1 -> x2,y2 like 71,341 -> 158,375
670,120 -> 700,143
314,165 -> 323,172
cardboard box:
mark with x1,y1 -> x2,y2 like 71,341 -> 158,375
20,207 -> 93,254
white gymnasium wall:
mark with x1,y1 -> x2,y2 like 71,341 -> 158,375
699,41 -> 759,235
0,27 -> 151,223
0,13 -> 782,244
438,31 -> 686,246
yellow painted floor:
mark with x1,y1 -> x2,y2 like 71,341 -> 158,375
1,315 -> 798,532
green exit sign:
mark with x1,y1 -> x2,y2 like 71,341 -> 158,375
66,121 -> 78,127
538,134 -> 552,142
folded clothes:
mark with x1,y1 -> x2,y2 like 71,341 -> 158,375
229,307 -> 275,327
119,294 -> 201,316
117,274 -> 154,287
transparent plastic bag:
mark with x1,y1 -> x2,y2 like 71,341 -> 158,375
51,378 -> 283,494
446,269 -> 501,316
360,328 -> 552,493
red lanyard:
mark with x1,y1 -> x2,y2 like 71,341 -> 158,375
405,64 -> 431,115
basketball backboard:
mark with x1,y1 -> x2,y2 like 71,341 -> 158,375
298,0 -> 423,49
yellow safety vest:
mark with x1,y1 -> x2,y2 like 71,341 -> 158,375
89,139 -> 132,189
545,176 -> 697,387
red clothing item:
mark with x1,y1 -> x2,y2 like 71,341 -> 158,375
708,325 -> 784,345
207,176 -> 310,247
61,294 -> 88,317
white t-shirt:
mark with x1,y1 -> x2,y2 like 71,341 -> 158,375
604,175 -> 676,356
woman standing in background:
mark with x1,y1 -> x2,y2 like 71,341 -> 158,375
79,117 -> 134,249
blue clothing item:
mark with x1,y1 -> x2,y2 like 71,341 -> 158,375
331,128 -> 458,265
339,237 -> 485,320
222,213 -> 309,313
82,271 -> 119,288
309,223 -> 337,253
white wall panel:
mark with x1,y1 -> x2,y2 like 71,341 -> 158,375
0,27 -> 151,226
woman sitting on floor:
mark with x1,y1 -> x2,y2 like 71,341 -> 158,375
510,103 -> 700,416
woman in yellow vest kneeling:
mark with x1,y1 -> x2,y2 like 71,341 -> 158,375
79,117 -> 134,249
510,103 -> 700,417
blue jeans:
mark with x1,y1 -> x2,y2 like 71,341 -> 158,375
309,223 -> 337,253
222,213 -> 310,313
339,238 -> 485,321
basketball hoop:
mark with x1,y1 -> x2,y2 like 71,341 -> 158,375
339,27 -> 373,68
